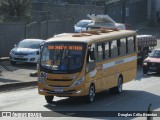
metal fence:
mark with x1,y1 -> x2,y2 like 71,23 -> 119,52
105,0 -> 148,24
31,0 -> 110,6
0,17 -> 74,57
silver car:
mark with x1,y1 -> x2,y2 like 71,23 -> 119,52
74,20 -> 93,33
10,39 -> 45,65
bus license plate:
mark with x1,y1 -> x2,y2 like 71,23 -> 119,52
17,55 -> 24,58
55,88 -> 63,93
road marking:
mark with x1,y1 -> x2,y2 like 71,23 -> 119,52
105,96 -> 128,107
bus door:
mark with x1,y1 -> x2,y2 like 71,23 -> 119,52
85,44 -> 97,92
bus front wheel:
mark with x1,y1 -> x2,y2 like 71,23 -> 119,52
45,96 -> 54,103
87,84 -> 95,103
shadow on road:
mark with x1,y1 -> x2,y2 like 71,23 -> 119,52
0,61 -> 36,71
44,90 -> 160,119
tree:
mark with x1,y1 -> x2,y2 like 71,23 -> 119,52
0,0 -> 31,22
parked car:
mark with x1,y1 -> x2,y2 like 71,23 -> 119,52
10,39 -> 45,65
74,19 -> 93,33
143,49 -> 160,74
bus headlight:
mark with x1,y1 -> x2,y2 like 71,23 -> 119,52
38,72 -> 47,82
72,77 -> 84,86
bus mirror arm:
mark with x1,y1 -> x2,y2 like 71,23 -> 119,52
86,61 -> 96,73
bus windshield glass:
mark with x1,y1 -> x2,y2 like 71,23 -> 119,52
40,42 -> 86,73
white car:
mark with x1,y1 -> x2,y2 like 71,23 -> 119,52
10,39 -> 45,65
74,20 -> 93,33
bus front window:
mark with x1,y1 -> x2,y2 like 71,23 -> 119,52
40,42 -> 85,73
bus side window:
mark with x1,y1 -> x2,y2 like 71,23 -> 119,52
117,39 -> 120,56
120,38 -> 127,55
128,37 -> 134,54
87,44 -> 96,63
111,40 -> 118,58
86,45 -> 96,72
97,43 -> 103,62
104,42 -> 109,59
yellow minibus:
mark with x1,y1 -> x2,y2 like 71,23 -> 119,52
38,29 -> 137,103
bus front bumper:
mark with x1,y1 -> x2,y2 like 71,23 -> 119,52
38,82 -> 85,97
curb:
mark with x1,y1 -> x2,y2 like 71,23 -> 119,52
0,81 -> 37,92
0,57 -> 10,62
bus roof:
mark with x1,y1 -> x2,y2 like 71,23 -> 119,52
46,30 -> 136,44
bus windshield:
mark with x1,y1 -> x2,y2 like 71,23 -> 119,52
40,42 -> 86,73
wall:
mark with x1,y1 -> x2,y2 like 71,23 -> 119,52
0,19 -> 74,57
105,0 -> 148,25
0,23 -> 25,57
32,3 -> 105,23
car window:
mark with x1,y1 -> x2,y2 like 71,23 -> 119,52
76,21 -> 91,27
149,50 -> 160,58
18,40 -> 43,49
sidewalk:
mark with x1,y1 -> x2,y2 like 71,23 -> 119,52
0,59 -> 37,92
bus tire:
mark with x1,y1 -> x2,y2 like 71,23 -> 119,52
143,67 -> 148,74
114,76 -> 123,94
45,96 -> 54,103
109,76 -> 123,94
87,84 -> 95,103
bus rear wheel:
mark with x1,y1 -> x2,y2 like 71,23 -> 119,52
115,76 -> 123,94
109,76 -> 123,94
87,84 -> 95,103
45,96 -> 54,103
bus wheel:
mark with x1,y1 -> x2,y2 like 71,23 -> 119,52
143,67 -> 148,74
115,76 -> 123,94
45,96 -> 54,103
110,76 -> 123,94
87,84 -> 95,103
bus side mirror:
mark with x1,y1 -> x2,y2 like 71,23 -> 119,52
86,61 -> 96,73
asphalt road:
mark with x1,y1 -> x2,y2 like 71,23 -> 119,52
0,66 -> 160,120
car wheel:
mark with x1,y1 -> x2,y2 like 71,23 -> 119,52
10,61 -> 16,65
143,67 -> 148,74
87,84 -> 95,103
45,96 -> 54,103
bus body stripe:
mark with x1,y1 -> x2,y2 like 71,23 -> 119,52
102,56 -> 137,69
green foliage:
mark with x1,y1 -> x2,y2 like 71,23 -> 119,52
0,0 -> 31,22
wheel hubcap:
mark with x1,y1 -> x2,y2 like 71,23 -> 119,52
90,86 -> 95,101
118,78 -> 122,92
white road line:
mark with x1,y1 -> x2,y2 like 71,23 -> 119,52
105,96 -> 128,107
